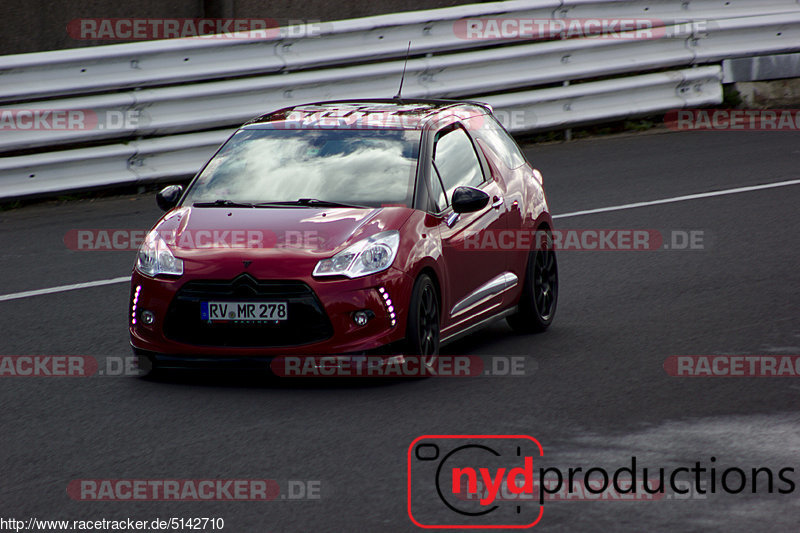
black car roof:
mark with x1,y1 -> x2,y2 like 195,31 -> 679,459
243,98 -> 492,130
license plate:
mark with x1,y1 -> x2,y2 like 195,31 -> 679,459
201,301 -> 288,321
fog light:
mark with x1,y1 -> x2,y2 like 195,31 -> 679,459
352,310 -> 374,327
141,310 -> 155,325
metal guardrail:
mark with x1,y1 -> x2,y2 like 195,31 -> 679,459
0,66 -> 722,199
3,0 -> 795,103
484,65 -> 722,131
1,0 -> 800,199
0,130 -> 230,199
0,0 -> 557,103
4,13 -> 799,153
723,52 -> 800,82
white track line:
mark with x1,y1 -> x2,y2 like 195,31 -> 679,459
1,178 -> 799,303
553,178 -> 800,219
0,276 -> 130,303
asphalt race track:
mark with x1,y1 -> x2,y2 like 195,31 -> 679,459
1,130 -> 799,532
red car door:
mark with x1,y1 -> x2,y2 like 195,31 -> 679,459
430,123 -> 513,335
471,115 -> 541,300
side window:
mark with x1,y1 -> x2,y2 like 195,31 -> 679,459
478,115 -> 526,169
432,126 -> 484,204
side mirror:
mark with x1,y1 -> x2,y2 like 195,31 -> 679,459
156,185 -> 183,211
451,186 -> 489,213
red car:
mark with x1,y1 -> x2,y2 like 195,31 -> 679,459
130,99 -> 557,371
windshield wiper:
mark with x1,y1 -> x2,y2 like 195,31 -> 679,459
254,198 -> 369,209
193,199 -> 254,208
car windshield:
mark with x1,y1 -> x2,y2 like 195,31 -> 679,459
183,128 -> 421,208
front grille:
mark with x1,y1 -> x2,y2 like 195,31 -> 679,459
164,273 -> 333,347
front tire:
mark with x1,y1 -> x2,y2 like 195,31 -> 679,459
507,232 -> 558,333
405,273 -> 440,359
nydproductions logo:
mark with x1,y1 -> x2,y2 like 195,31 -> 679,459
408,437 -> 797,529
407,435 -> 544,529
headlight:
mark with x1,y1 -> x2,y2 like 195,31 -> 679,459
313,231 -> 400,279
136,230 -> 183,277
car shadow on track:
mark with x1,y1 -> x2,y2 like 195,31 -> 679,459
138,323 -> 532,390
139,369 -> 421,390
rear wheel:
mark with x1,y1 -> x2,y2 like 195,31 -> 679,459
507,232 -> 558,333
405,274 -> 440,362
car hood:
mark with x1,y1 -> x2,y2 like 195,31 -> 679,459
153,205 -> 414,258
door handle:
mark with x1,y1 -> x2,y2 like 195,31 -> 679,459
491,196 -> 504,209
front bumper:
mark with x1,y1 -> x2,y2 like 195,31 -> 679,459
129,267 -> 412,358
